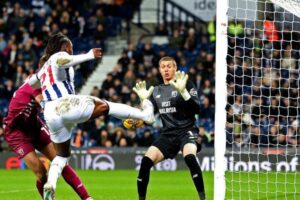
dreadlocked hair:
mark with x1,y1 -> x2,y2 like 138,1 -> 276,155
38,32 -> 71,68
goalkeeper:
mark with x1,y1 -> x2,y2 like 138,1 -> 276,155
134,56 -> 206,200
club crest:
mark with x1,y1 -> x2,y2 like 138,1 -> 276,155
189,88 -> 197,96
17,148 -> 24,156
172,91 -> 178,97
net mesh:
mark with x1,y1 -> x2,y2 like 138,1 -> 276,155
225,0 -> 300,199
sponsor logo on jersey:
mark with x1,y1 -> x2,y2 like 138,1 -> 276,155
159,107 -> 177,114
171,91 -> 178,97
189,88 -> 197,96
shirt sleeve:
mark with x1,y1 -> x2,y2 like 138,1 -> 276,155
55,50 -> 95,69
149,87 -> 159,113
184,81 -> 201,113
32,87 -> 42,98
27,73 -> 41,88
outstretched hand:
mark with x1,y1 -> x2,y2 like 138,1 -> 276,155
133,81 -> 154,101
169,71 -> 188,93
92,48 -> 103,59
169,71 -> 191,101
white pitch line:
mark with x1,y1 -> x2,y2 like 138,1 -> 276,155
0,189 -> 36,194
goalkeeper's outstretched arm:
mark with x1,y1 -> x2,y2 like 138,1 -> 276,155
170,71 -> 201,112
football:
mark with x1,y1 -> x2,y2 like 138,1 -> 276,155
123,118 -> 144,129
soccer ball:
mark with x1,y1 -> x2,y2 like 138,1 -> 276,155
123,118 -> 144,130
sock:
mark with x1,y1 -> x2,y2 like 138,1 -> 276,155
106,101 -> 153,122
184,154 -> 206,200
137,156 -> 154,199
36,180 -> 45,197
62,165 -> 90,200
47,156 -> 69,189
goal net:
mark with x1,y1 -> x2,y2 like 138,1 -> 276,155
215,0 -> 300,199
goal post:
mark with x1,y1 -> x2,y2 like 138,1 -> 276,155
215,0 -> 300,199
214,0 -> 228,199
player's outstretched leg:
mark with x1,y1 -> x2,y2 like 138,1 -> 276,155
137,156 -> 154,200
62,165 -> 92,200
91,97 -> 154,124
184,154 -> 206,200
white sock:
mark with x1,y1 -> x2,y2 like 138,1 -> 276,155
106,101 -> 153,122
47,156 -> 69,189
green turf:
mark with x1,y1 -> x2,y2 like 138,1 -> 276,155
226,172 -> 300,200
0,170 -> 213,200
1,170 -> 300,200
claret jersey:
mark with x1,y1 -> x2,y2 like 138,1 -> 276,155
3,82 -> 41,127
149,80 -> 201,134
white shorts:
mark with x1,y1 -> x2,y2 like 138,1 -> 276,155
44,95 -> 95,143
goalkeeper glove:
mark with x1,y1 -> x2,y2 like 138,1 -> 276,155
169,71 -> 191,101
133,81 -> 154,101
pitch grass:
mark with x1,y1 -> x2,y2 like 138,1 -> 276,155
226,172 -> 300,200
0,170 -> 213,200
1,170 -> 300,200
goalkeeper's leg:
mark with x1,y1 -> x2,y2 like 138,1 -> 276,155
183,143 -> 206,200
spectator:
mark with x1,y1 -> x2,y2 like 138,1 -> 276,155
169,29 -> 184,49
155,23 -> 169,36
111,127 -> 127,146
100,129 -> 113,147
0,33 -> 7,52
126,129 -> 138,147
123,69 -> 136,88
71,129 -> 88,148
93,23 -> 106,48
137,129 -> 154,147
184,27 -> 197,51
287,120 -> 300,146
200,96 -> 214,120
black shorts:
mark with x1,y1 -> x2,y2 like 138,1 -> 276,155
152,127 -> 202,159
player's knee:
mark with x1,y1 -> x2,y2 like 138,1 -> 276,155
140,156 -> 154,171
92,99 -> 109,117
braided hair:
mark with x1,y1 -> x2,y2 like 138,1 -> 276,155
39,33 -> 71,68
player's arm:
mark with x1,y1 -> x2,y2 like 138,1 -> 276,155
184,80 -> 201,111
27,73 -> 41,88
56,48 -> 102,69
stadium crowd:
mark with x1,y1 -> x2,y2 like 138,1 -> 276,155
226,17 -> 300,148
0,0 -> 216,151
